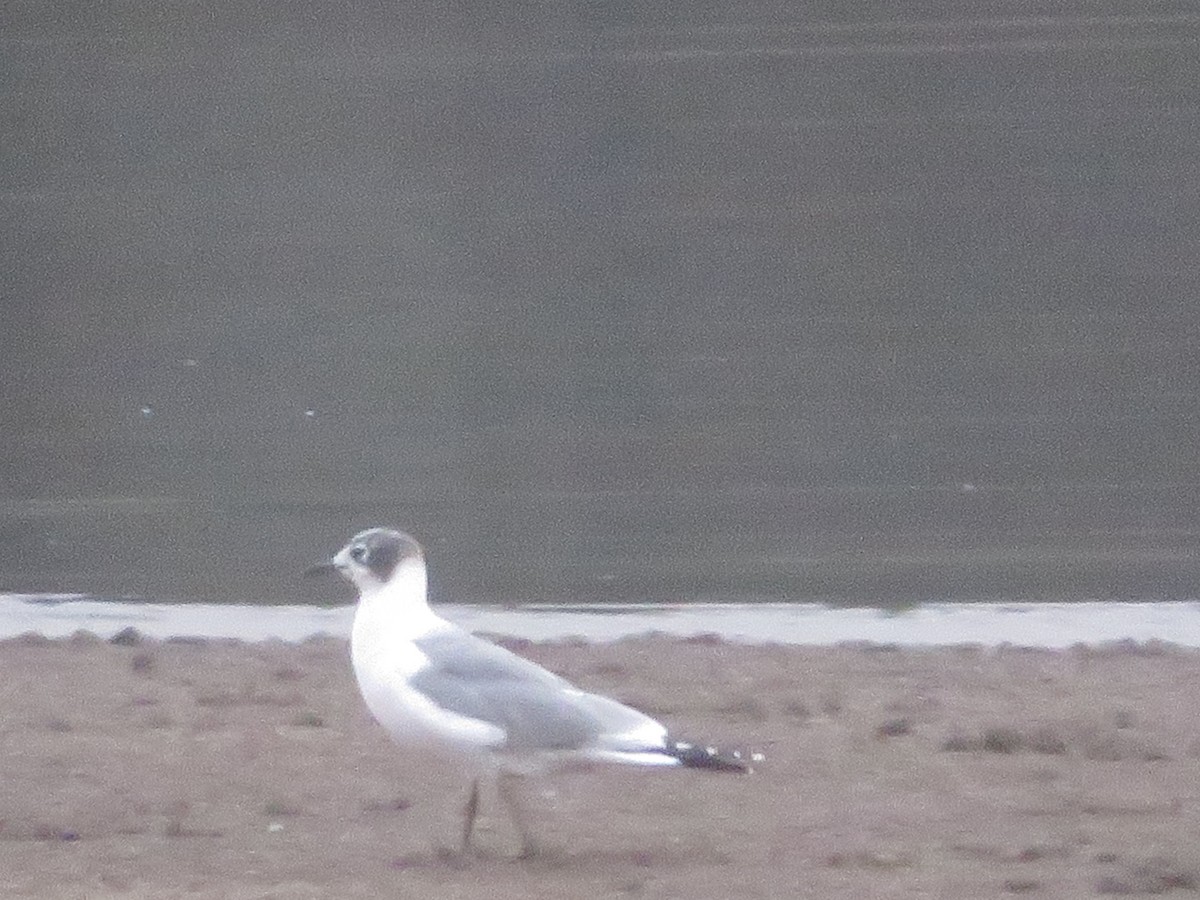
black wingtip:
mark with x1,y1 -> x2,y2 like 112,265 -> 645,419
667,739 -> 760,773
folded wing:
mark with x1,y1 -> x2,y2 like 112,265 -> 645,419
410,630 -> 667,753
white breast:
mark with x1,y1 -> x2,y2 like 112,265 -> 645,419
349,565 -> 504,755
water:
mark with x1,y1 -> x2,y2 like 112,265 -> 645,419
4,594 -> 1199,648
4,4 -> 1200,605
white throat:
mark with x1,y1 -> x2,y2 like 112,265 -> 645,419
351,558 -> 449,650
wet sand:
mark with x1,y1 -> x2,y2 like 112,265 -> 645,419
2,632 -> 1199,898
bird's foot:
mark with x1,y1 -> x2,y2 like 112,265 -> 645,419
434,844 -> 474,868
515,839 -> 570,865
516,840 -> 542,861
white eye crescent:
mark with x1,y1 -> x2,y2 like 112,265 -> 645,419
350,544 -> 369,563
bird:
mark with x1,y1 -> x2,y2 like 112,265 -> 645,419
305,527 -> 754,857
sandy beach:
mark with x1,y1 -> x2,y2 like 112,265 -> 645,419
2,631 -> 1199,898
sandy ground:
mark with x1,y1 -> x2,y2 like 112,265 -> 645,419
2,631 -> 1200,898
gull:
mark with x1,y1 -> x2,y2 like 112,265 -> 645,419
306,527 -> 753,857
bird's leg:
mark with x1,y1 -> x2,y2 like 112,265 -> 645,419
497,771 -> 541,859
461,779 -> 480,854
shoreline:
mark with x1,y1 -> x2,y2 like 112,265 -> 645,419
3,594 -> 1200,648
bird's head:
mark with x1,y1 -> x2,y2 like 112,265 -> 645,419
305,527 -> 425,596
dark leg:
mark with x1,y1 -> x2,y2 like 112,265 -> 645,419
497,771 -> 540,859
461,779 -> 480,853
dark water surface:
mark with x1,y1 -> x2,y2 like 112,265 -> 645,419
4,3 -> 1200,604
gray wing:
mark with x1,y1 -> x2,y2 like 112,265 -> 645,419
411,630 -> 663,752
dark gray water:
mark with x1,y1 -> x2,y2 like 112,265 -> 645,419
4,4 -> 1200,604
